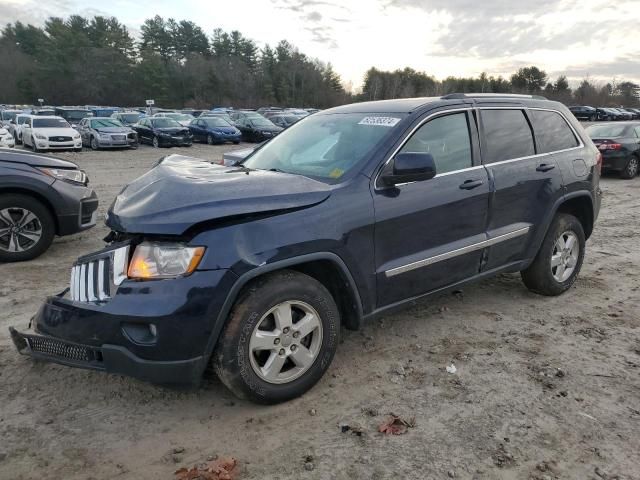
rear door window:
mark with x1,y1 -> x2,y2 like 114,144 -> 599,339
481,109 -> 535,163
529,110 -> 579,153
399,112 -> 473,174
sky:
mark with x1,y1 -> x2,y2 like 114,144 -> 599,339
2,0 -> 639,90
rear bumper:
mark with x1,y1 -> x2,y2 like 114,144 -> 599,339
601,151 -> 631,171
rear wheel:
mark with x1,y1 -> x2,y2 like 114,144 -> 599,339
620,156 -> 639,179
213,270 -> 340,404
521,213 -> 585,296
0,194 -> 55,262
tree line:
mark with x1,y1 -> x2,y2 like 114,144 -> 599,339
0,15 -> 348,108
360,66 -> 640,107
1,14 -> 638,109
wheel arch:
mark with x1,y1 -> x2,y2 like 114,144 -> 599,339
203,252 -> 364,366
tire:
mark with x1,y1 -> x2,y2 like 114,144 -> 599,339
14,133 -> 21,145
152,136 -> 160,148
130,142 -> 138,150
589,115 -> 595,121
90,136 -> 99,150
233,141 -> 240,145
31,136 -> 39,152
207,134 -> 214,145
620,156 -> 639,179
0,194 -> 55,263
521,213 -> 586,296
213,270 -> 340,404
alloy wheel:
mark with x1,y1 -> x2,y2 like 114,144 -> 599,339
248,300 -> 323,384
551,231 -> 579,283
626,157 -> 639,177
152,136 -> 159,148
0,207 -> 43,253
207,135 -> 213,145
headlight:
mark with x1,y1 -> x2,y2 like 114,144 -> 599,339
128,242 -> 205,279
38,167 -> 88,185
35,133 -> 47,140
73,133 -> 81,139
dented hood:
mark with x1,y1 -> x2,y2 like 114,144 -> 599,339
106,154 -> 331,235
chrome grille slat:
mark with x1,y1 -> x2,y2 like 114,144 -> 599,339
69,245 -> 128,303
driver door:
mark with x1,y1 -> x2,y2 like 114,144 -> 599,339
373,110 -> 490,306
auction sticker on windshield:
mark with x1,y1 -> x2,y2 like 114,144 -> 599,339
358,116 -> 402,127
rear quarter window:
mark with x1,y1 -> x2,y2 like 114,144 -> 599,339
481,109 -> 535,163
529,110 -> 579,153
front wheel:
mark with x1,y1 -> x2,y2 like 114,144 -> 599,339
152,136 -> 160,148
31,137 -> 39,152
521,213 -> 585,296
213,270 -> 340,404
620,156 -> 639,179
90,136 -> 99,150
207,134 -> 214,145
0,194 -> 55,262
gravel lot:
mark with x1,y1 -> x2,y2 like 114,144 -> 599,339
1,140 -> 639,480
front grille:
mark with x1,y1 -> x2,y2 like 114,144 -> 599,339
27,335 -> 98,362
70,245 -> 129,303
111,134 -> 126,142
48,136 -> 72,142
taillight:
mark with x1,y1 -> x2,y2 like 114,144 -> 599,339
596,152 -> 602,174
598,143 -> 622,150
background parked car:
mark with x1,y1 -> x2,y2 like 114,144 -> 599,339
7,114 -> 32,144
200,111 -> 236,125
181,109 -> 205,118
0,109 -> 23,127
133,117 -> 192,148
0,127 -> 15,148
230,110 -> 265,124
152,112 -> 194,126
111,111 -> 147,126
620,108 -> 640,120
31,108 -> 56,116
267,113 -> 301,128
0,149 -> 97,262
77,117 -> 138,150
595,108 -> 611,121
568,106 -> 597,121
235,115 -> 283,142
188,117 -> 241,144
585,122 -> 640,179
610,108 -> 633,120
22,116 -> 82,152
54,107 -> 94,127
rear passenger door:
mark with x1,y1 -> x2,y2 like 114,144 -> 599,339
478,108 -> 568,271
373,110 -> 490,306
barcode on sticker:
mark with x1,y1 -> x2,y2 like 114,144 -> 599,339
358,116 -> 401,127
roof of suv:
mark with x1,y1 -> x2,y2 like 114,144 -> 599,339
326,94 -> 556,114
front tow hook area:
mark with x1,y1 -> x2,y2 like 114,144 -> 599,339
9,326 -> 28,352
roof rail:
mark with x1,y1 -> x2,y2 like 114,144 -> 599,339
441,93 -> 547,100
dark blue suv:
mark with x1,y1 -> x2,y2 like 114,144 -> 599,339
10,94 -> 602,404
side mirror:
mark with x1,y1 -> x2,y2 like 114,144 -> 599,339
381,152 -> 437,186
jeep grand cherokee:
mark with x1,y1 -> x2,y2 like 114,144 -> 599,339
10,94 -> 601,404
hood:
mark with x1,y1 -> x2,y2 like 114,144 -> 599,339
95,127 -> 131,134
0,150 -> 79,168
210,126 -> 239,134
177,120 -> 191,127
33,127 -> 78,136
106,154 -> 331,235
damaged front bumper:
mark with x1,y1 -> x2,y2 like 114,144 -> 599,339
10,267 -> 238,386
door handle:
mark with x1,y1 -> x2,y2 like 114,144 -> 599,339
536,163 -> 555,172
459,179 -> 484,190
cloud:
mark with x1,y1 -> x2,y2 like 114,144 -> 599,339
0,0 -> 110,27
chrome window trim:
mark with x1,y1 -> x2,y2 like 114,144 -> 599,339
384,226 -> 530,278
374,106 -> 585,190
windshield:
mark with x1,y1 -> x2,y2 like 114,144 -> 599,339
91,119 -> 124,128
63,111 -> 91,121
165,113 -> 193,121
119,113 -> 142,123
33,118 -> 70,128
202,118 -> 231,127
250,118 -> 277,128
243,113 -> 406,182
151,118 -> 182,128
586,124 -> 629,138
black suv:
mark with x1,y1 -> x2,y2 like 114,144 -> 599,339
10,94 -> 601,404
0,149 -> 98,262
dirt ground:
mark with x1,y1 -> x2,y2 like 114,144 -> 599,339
0,140 -> 639,480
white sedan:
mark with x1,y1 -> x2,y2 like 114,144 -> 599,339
0,127 -> 15,148
22,116 -> 82,152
